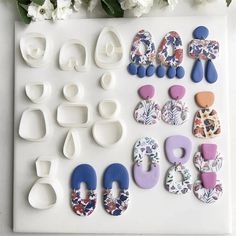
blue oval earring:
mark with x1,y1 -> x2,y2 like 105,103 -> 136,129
103,163 -> 129,216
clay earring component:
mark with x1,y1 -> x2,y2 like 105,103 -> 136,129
162,85 -> 189,125
156,31 -> 185,79
193,144 -> 223,203
188,26 -> 219,84
193,91 -> 221,138
134,84 -> 161,125
128,30 -> 156,78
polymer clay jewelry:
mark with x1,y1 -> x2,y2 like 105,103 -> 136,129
156,31 -> 185,79
193,144 -> 223,203
188,26 -> 219,83
71,164 -> 97,216
193,91 -> 221,138
134,85 -> 161,125
165,135 -> 192,194
133,137 -> 160,189
162,85 -> 189,125
103,163 -> 129,216
128,30 -> 156,78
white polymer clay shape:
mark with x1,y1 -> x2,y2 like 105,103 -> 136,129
18,106 -> 51,141
100,71 -> 116,90
63,129 -> 80,160
63,83 -> 84,102
57,103 -> 90,128
92,120 -> 125,148
20,32 -> 51,68
28,177 -> 62,210
59,40 -> 89,72
35,156 -> 57,178
25,81 -> 51,103
95,26 -> 124,69
98,99 -> 120,119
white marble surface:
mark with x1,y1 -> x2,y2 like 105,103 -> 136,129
0,0 -> 236,235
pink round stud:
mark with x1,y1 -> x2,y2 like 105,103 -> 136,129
169,85 -> 185,100
138,85 -> 155,100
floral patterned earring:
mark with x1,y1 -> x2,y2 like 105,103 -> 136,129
134,84 -> 161,125
133,137 -> 160,189
165,135 -> 192,195
188,26 -> 219,84
161,85 -> 189,125
128,30 -> 156,78
193,144 -> 223,203
193,91 -> 221,138
103,163 -> 129,216
156,31 -> 185,79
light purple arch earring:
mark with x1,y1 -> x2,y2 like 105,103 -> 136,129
133,137 -> 160,189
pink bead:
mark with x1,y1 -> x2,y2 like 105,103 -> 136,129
201,172 -> 217,189
169,85 -> 185,100
138,85 -> 155,100
201,144 -> 217,160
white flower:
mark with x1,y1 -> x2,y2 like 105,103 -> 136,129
119,0 -> 153,17
88,0 -> 98,12
52,0 -> 72,20
158,0 -> 178,10
194,0 -> 217,4
73,0 -> 83,11
27,0 -> 54,21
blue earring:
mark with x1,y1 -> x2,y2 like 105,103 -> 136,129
103,163 -> 129,216
70,164 -> 97,216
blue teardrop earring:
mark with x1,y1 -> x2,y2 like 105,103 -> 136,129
128,30 -> 156,78
188,26 -> 219,84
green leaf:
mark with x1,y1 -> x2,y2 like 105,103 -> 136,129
101,0 -> 124,17
17,0 -> 31,4
17,2 -> 31,24
226,0 -> 232,7
32,0 -> 45,6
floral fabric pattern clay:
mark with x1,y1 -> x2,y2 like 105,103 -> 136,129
165,164 -> 192,194
133,137 -> 160,165
157,31 -> 183,67
134,100 -> 161,125
193,151 -> 223,172
193,108 -> 221,138
193,180 -> 223,204
130,30 -> 156,65
188,39 -> 219,60
103,189 -> 129,216
71,189 -> 97,216
161,100 -> 189,125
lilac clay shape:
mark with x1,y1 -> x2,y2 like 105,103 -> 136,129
169,85 -> 186,100
138,85 -> 155,100
165,135 -> 192,165
133,163 -> 160,189
201,143 -> 217,160
201,172 -> 217,189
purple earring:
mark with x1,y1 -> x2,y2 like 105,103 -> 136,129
133,137 -> 160,189
165,135 -> 192,195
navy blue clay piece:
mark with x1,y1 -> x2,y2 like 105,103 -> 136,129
205,59 -> 218,84
103,163 -> 129,189
193,26 -> 209,40
128,63 -> 137,75
156,65 -> 166,78
146,64 -> 155,77
191,59 -> 203,83
167,66 -> 176,79
71,164 -> 97,190
137,65 -> 146,78
176,66 -> 185,79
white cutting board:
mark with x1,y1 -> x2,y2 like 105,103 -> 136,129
14,16 -> 232,234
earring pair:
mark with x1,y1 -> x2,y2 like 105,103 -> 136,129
71,163 -> 129,217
